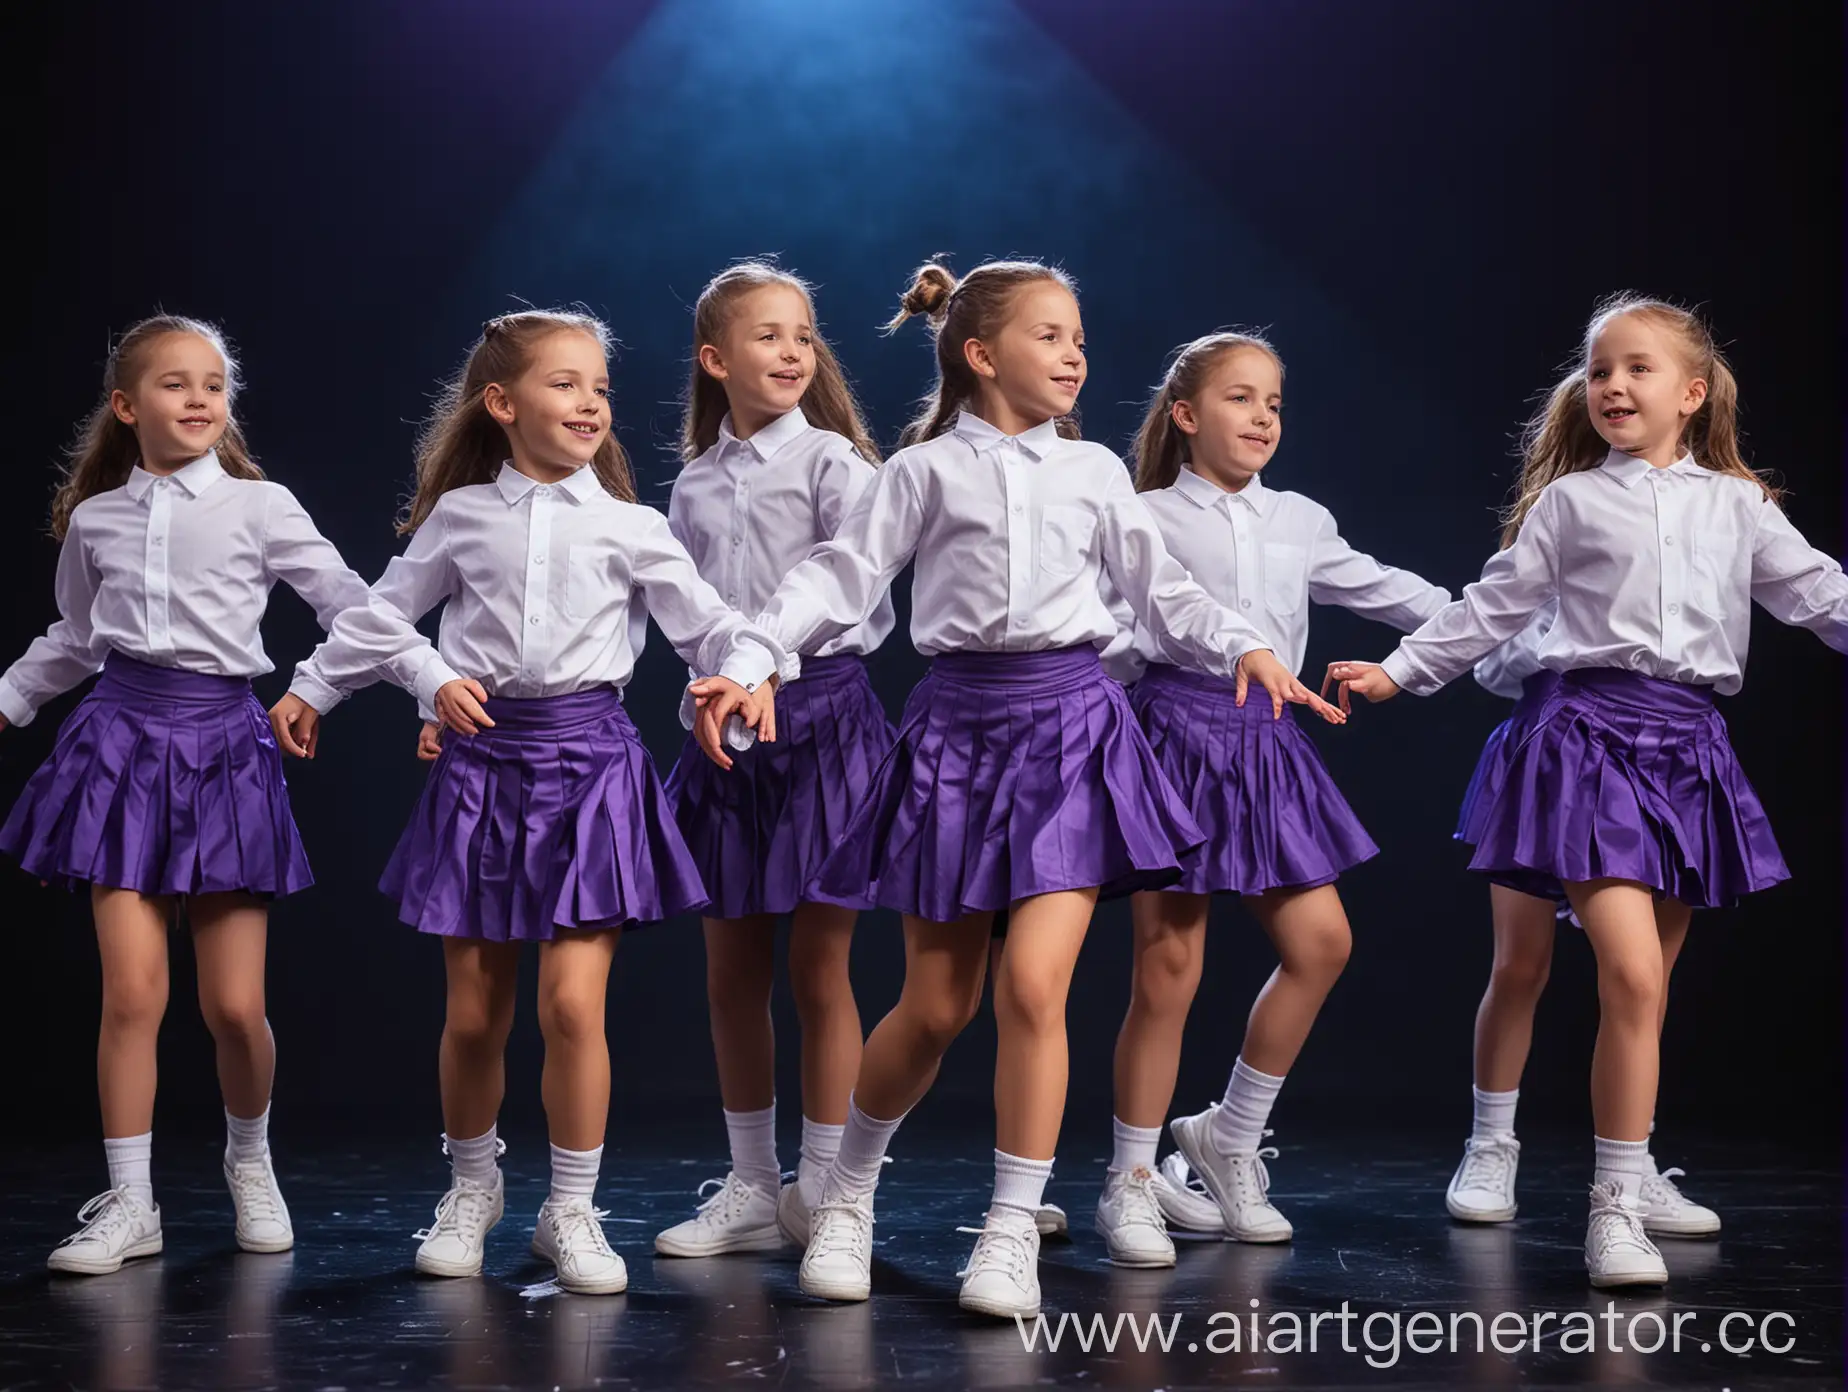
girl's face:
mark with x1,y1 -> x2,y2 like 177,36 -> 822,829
1586,313 -> 1705,458
1173,347 -> 1283,486
967,281 -> 1087,428
701,284 -> 816,427
110,332 -> 229,469
488,330 -> 611,473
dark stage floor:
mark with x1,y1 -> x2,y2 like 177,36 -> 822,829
1,1126 -> 1838,1390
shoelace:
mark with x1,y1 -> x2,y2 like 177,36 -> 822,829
227,1160 -> 285,1222
955,1218 -> 1034,1282
413,1180 -> 498,1243
807,1199 -> 873,1259
1642,1166 -> 1692,1206
60,1190 -> 136,1247
1455,1136 -> 1518,1192
1587,1182 -> 1656,1258
1230,1131 -> 1280,1203
689,1173 -> 758,1224
1115,1167 -> 1168,1229
547,1200 -> 616,1258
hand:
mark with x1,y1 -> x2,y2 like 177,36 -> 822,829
416,721 -> 444,761
1320,660 -> 1402,713
269,693 -> 323,758
434,678 -> 495,736
1235,648 -> 1346,725
739,682 -> 777,744
687,675 -> 772,770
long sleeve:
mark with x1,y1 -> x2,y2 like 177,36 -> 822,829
1307,510 -> 1451,631
760,455 -> 924,659
289,507 -> 459,714
0,519 -> 109,727
1382,497 -> 1559,695
631,512 -> 789,691
1095,572 -> 1147,685
1748,501 -> 1848,652
1097,471 -> 1269,679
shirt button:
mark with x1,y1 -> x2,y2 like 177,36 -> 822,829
529,615 -> 541,626
1240,599 -> 1252,609
1664,535 -> 1675,546
1667,603 -> 1680,615
1012,504 -> 1023,515
533,555 -> 545,565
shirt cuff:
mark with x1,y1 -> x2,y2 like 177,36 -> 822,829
287,669 -> 347,715
411,655 -> 468,714
719,641 -> 783,694
1380,648 -> 1439,696
0,678 -> 36,728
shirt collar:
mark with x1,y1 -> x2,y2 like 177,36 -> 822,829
718,405 -> 809,463
495,461 -> 603,505
952,409 -> 1063,461
1174,464 -> 1270,515
1599,448 -> 1701,488
126,449 -> 225,501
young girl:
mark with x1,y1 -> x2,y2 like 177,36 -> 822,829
651,261 -> 896,1257
267,309 -> 788,1295
1,315 -> 369,1274
1327,294 -> 1847,1287
1093,332 -> 1450,1268
703,259 -> 1342,1318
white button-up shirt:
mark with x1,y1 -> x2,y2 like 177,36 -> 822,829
0,450 -> 368,726
289,463 -> 788,715
1382,451 -> 1848,697
1106,466 -> 1449,683
1467,547 -> 1558,699
668,407 -> 894,658
760,411 -> 1269,673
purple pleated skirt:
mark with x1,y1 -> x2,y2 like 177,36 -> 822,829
381,686 -> 706,941
1469,668 -> 1788,909
1130,664 -> 1377,896
0,651 -> 312,897
664,654 -> 895,920
808,646 -> 1205,921
1455,672 -> 1566,906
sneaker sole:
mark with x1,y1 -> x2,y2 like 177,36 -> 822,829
1589,1266 -> 1668,1289
47,1232 -> 163,1275
415,1249 -> 486,1278
1446,1194 -> 1518,1223
1171,1118 -> 1293,1245
1036,1205 -> 1070,1240
653,1224 -> 785,1258
1642,1215 -> 1721,1237
799,1267 -> 871,1302
958,1288 -> 1041,1319
236,1230 -> 295,1254
531,1240 -> 628,1294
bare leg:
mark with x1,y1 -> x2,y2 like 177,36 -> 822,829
536,929 -> 622,1151
788,902 -> 861,1126
1566,879 -> 1667,1142
702,915 -> 778,1113
1111,891 -> 1208,1129
991,888 -> 1099,1159
1471,886 -> 1559,1093
849,913 -> 990,1121
189,892 -> 274,1119
437,939 -> 521,1141
1237,883 -> 1353,1077
93,888 -> 174,1138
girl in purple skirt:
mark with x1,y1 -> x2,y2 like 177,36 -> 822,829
269,310 -> 788,1295
1092,333 -> 1449,1267
653,262 -> 897,1259
710,258 -> 1343,1318
1327,294 -> 1848,1288
1,315 -> 370,1275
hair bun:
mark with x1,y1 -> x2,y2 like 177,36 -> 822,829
901,263 -> 956,320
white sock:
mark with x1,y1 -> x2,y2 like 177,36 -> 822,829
1109,1117 -> 1161,1174
549,1143 -> 602,1206
446,1127 -> 501,1187
832,1096 -> 906,1199
1210,1057 -> 1286,1154
1593,1136 -> 1650,1206
225,1106 -> 271,1165
799,1117 -> 845,1208
104,1133 -> 154,1209
1643,1116 -> 1660,1176
1471,1086 -> 1519,1141
724,1103 -> 780,1196
990,1150 -> 1053,1220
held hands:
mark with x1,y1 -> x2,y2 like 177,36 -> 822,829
1235,648 -> 1346,724
1319,660 -> 1402,714
434,678 -> 495,736
268,693 -> 323,758
416,721 -> 444,761
686,673 -> 778,771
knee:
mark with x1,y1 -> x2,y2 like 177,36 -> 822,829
789,953 -> 854,1023
1130,935 -> 1203,1019
993,965 -> 1068,1035
445,989 -> 513,1051
1281,919 -> 1352,986
101,967 -> 168,1033
901,978 -> 984,1051
537,984 -> 606,1049
200,989 -> 268,1045
1597,954 -> 1663,1020
1490,951 -> 1552,1004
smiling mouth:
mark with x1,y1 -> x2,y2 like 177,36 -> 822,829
1239,433 -> 1272,447
563,422 -> 599,437
769,369 -> 803,383
1050,376 -> 1080,391
1602,408 -> 1637,422
178,416 -> 212,427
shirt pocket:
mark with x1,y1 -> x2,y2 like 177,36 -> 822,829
1262,543 -> 1308,614
1039,505 -> 1097,580
565,542 -> 613,622
1687,529 -> 1736,615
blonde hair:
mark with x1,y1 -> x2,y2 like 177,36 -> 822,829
681,259 -> 880,465
53,314 -> 261,539
1502,293 -> 1777,544
884,258 -> 1082,448
1131,331 -> 1284,492
403,309 -> 636,534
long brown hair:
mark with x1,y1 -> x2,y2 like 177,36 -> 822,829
884,258 -> 1082,448
1131,331 -> 1284,492
52,314 -> 261,539
402,310 -> 636,534
1502,293 -> 1778,544
680,259 -> 881,465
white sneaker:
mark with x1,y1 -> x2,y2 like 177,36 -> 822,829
798,1182 -> 875,1303
1169,1108 -> 1292,1243
1093,1167 -> 1175,1268
1445,1135 -> 1521,1223
776,1178 -> 811,1247
957,1209 -> 1042,1318
47,1190 -> 163,1275
1585,1181 -> 1668,1288
532,1197 -> 628,1295
225,1153 -> 294,1253
1034,1202 -> 1069,1239
413,1172 -> 505,1278
1155,1153 -> 1228,1234
1640,1165 -> 1721,1237
654,1173 -> 784,1256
